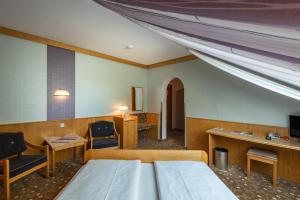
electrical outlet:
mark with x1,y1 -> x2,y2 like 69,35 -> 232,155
60,123 -> 65,128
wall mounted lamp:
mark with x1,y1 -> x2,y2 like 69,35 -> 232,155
53,89 -> 70,96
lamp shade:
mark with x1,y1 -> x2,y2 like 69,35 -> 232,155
54,89 -> 70,96
118,105 -> 128,111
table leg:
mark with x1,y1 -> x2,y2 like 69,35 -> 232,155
52,150 -> 56,177
208,134 -> 215,166
83,143 -> 87,164
74,147 -> 77,159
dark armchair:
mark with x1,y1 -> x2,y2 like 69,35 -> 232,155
0,132 -> 49,200
89,121 -> 120,149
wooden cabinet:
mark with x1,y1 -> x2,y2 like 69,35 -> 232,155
114,116 -> 138,149
123,118 -> 138,149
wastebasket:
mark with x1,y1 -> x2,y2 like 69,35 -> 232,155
214,147 -> 228,170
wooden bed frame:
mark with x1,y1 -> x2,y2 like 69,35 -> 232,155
84,149 -> 208,163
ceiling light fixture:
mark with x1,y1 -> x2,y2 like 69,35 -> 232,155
125,44 -> 134,50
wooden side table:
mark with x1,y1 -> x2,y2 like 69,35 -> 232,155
44,135 -> 87,176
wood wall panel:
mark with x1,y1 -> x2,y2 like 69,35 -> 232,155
186,117 -> 300,183
0,116 -> 114,162
0,114 -> 157,161
187,117 -> 289,152
146,113 -> 159,125
146,113 -> 159,140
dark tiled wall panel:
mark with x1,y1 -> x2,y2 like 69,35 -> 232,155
47,46 -> 75,120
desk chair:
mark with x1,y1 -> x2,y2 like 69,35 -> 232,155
89,121 -> 120,149
247,148 -> 278,186
0,132 -> 49,200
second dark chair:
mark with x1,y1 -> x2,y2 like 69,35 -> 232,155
89,121 -> 120,149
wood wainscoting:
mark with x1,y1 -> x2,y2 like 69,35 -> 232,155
186,117 -> 300,183
0,113 -> 159,162
146,113 -> 160,140
0,116 -> 114,162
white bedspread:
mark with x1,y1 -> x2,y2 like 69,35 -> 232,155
154,161 -> 238,200
55,159 -> 141,200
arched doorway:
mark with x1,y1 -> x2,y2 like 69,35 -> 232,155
161,78 -> 185,147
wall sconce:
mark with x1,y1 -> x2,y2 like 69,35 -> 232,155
118,105 -> 128,118
54,89 -> 70,96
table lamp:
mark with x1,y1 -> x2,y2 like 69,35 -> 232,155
119,105 -> 128,119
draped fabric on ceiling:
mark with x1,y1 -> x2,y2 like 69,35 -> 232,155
94,0 -> 300,100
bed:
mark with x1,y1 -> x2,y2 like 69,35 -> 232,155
55,149 -> 238,200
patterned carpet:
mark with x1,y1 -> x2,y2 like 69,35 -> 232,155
212,166 -> 300,200
0,159 -> 82,200
1,134 -> 300,200
137,130 -> 185,149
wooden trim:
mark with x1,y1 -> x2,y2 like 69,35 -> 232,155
148,55 -> 198,69
0,26 -> 198,69
0,26 -> 147,69
85,149 -> 208,163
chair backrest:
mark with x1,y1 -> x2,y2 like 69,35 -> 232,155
0,132 -> 27,159
90,121 -> 115,138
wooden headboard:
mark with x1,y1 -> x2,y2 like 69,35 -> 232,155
84,149 -> 208,163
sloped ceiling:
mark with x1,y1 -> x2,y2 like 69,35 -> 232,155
0,0 -> 190,65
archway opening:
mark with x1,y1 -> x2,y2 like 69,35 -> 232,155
165,78 -> 185,147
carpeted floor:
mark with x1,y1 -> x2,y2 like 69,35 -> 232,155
0,159 -> 82,200
136,129 -> 185,149
1,134 -> 300,200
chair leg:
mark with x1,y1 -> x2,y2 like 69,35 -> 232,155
3,160 -> 10,200
45,145 -> 49,178
273,161 -> 278,187
247,157 -> 251,177
45,164 -> 49,178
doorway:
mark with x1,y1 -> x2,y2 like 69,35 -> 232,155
166,78 -> 185,147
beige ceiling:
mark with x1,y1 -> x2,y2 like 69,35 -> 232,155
0,0 -> 190,65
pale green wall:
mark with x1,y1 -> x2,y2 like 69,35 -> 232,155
75,53 -> 148,118
0,34 -> 148,124
148,59 -> 300,128
0,34 -> 47,124
1,33 -> 299,127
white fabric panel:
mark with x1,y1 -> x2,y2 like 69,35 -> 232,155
106,1 -> 300,41
55,160 -> 141,200
190,50 -> 300,101
133,20 -> 300,88
154,161 -> 238,200
97,0 -> 300,102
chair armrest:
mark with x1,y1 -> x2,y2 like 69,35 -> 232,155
25,141 -> 48,151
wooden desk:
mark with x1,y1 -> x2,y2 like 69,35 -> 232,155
123,117 -> 138,149
207,128 -> 300,183
114,116 -> 138,149
44,135 -> 87,176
